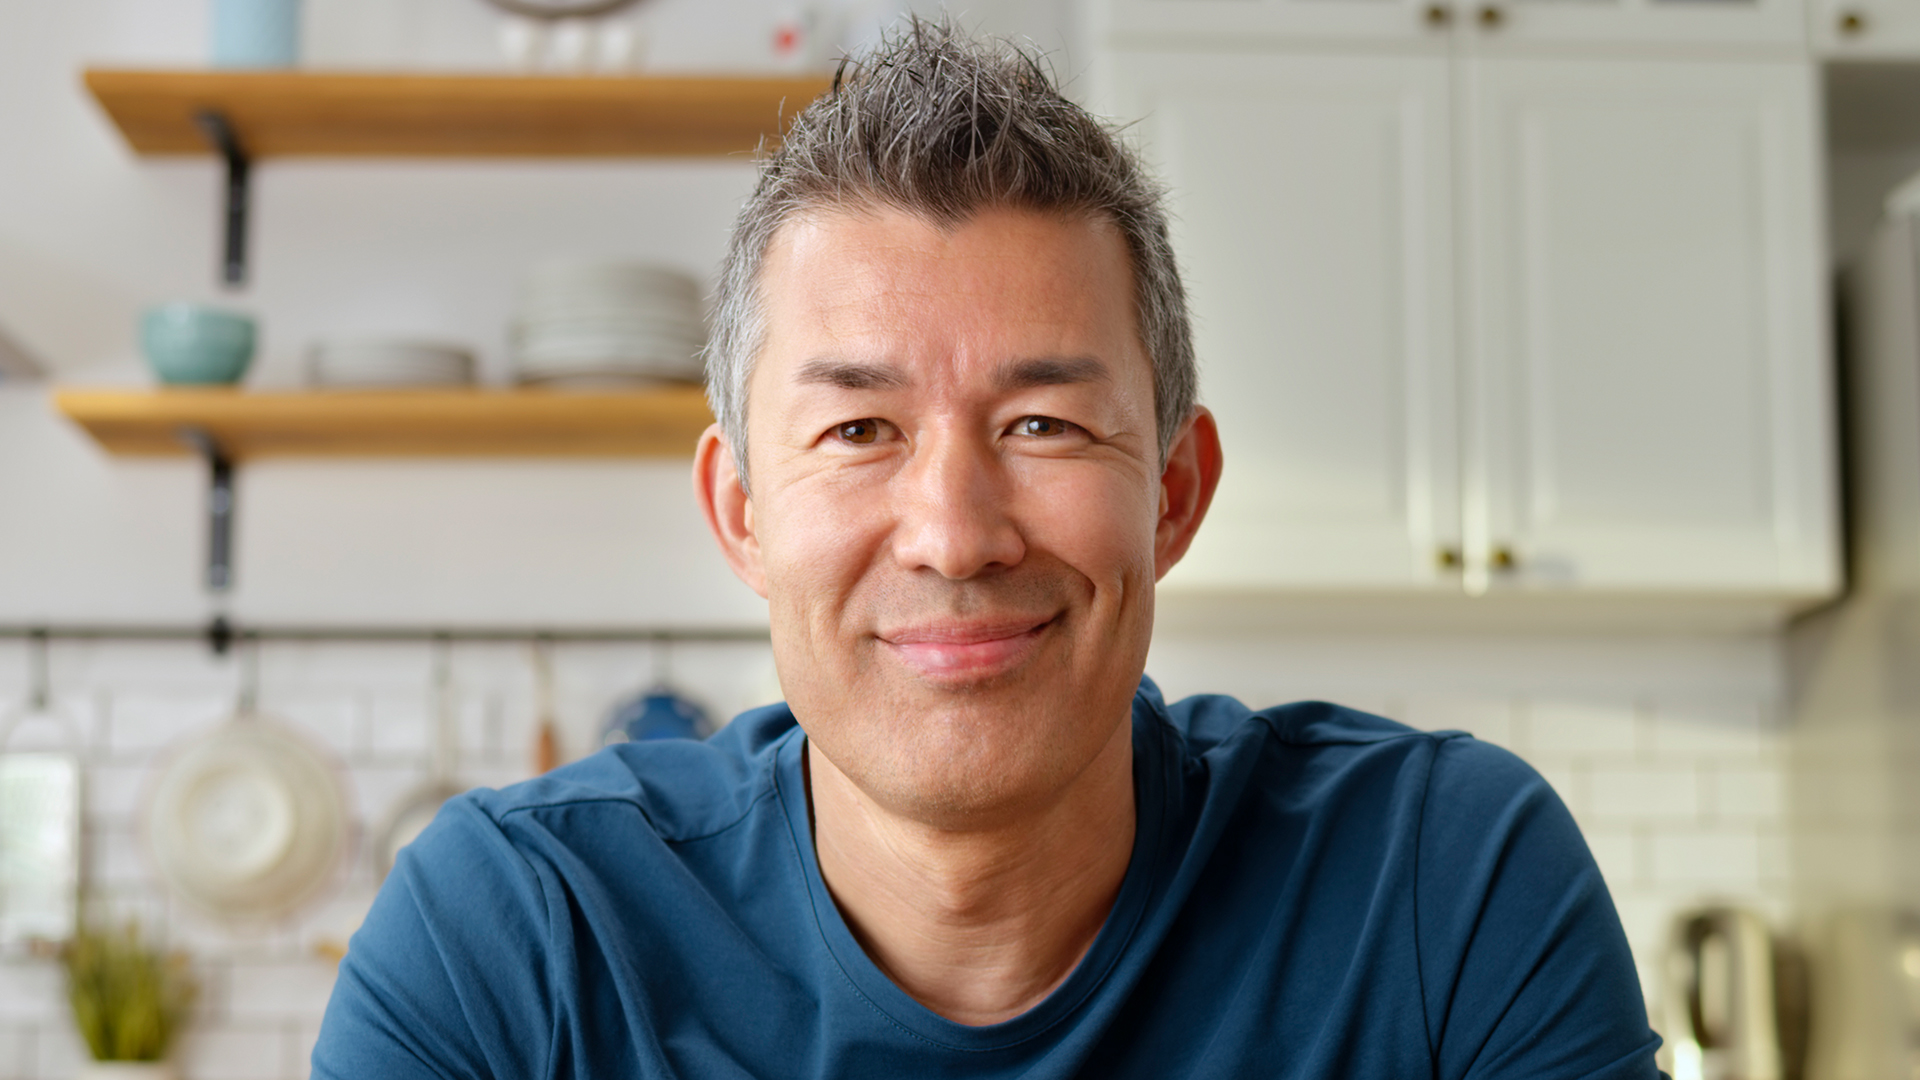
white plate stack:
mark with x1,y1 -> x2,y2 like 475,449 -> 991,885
307,340 -> 476,389
511,261 -> 706,388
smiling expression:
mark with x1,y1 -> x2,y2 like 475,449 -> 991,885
696,205 -> 1216,825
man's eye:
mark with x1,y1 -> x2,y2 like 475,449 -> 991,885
1014,416 -> 1073,437
836,419 -> 883,444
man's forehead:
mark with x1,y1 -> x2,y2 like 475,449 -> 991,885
745,202 -> 1150,407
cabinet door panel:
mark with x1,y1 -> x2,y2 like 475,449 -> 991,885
1808,0 -> 1920,57
1093,0 -> 1803,47
1097,0 -> 1446,45
1462,58 -> 1836,594
1461,0 -> 1806,49
1101,52 -> 1460,590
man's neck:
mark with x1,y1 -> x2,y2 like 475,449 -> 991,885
806,719 -> 1137,1027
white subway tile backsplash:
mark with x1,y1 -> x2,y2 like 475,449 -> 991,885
493,689 -> 545,769
106,692 -> 230,757
1650,827 -> 1762,890
0,964 -> 60,1023
1532,762 -> 1585,816
1756,827 -> 1792,885
1587,766 -> 1701,822
179,1024 -> 287,1080
1704,765 -> 1786,822
1610,892 -> 1676,1004
291,1020 -> 324,1079
54,640 -> 239,696
0,1028 -> 24,1080
297,888 -> 378,959
366,691 -> 431,760
353,764 -> 432,827
1582,827 -> 1640,893
452,691 -> 492,764
86,823 -> 151,891
33,1021 -> 83,1080
459,762 -> 536,795
1647,700 -> 1773,761
226,962 -> 339,1021
82,762 -> 150,824
1526,699 -> 1643,759
266,692 -> 363,761
261,641 -> 434,693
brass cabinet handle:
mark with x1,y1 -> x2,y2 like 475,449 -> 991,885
1436,546 -> 1463,570
1478,5 -> 1506,28
1838,9 -> 1867,33
1490,546 -> 1518,571
1424,3 -> 1454,27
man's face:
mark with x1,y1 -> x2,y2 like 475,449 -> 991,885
697,205 -> 1216,825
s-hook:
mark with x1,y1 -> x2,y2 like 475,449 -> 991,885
194,109 -> 251,288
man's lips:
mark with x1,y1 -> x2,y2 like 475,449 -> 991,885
877,616 -> 1057,680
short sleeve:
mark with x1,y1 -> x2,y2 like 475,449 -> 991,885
1415,737 -> 1665,1080
310,797 -> 555,1080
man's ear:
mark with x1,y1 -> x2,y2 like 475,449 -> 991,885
1154,407 -> 1223,581
693,423 -> 768,598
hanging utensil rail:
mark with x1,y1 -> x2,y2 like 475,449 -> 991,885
0,623 -> 770,651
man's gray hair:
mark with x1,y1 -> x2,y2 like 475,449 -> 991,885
704,19 -> 1196,486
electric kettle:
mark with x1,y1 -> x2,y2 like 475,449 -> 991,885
1660,906 -> 1783,1080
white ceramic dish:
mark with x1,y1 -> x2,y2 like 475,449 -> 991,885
146,718 -> 347,921
307,340 -> 476,389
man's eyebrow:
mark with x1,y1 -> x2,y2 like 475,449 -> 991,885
793,358 -> 911,390
995,356 -> 1111,391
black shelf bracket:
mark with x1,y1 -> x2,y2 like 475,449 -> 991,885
177,426 -> 235,595
194,109 -> 251,288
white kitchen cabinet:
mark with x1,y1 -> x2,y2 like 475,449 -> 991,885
1807,0 -> 1920,56
1460,58 -> 1837,595
1096,0 -> 1806,51
1103,52 -> 1464,591
1094,0 -> 1454,47
1097,49 -> 1839,603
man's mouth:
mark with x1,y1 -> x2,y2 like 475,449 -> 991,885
877,616 -> 1058,682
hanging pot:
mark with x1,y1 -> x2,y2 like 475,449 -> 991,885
146,712 -> 346,922
374,640 -> 463,881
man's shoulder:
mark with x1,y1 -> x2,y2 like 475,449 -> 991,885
463,700 -> 801,844
1153,681 -> 1459,753
1150,681 -> 1542,809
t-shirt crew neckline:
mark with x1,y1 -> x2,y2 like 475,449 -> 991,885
772,692 -> 1174,1052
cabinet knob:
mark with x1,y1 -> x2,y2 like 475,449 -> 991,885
1490,546 -> 1518,571
1838,9 -> 1867,33
1424,3 -> 1454,27
1436,546 -> 1463,570
1477,5 -> 1506,28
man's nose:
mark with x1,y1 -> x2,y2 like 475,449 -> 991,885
890,430 -> 1027,579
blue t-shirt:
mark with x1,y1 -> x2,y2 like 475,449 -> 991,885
313,678 -> 1662,1078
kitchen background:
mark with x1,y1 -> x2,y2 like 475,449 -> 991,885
0,0 -> 1914,1078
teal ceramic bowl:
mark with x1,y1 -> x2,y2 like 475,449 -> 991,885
141,304 -> 256,386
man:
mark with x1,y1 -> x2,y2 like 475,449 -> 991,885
314,23 -> 1662,1078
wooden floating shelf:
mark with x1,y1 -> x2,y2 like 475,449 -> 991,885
83,68 -> 834,158
53,387 -> 714,460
